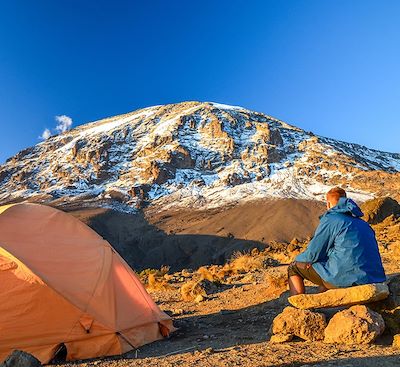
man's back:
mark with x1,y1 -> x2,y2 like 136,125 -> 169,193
296,197 -> 386,287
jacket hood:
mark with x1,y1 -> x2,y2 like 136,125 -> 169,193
327,197 -> 364,218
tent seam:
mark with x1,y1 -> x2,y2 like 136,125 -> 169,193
115,254 -> 161,321
64,244 -> 114,342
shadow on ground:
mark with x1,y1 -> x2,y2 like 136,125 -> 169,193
69,208 -> 272,271
67,199 -> 325,271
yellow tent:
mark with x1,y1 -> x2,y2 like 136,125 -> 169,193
0,203 -> 174,363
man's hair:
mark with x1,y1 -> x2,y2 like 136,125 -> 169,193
326,187 -> 347,203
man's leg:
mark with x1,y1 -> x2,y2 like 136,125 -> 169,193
288,262 -> 331,295
288,274 -> 305,295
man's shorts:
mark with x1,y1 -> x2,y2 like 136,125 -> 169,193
287,262 -> 336,289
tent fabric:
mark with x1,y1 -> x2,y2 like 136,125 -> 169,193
0,203 -> 174,363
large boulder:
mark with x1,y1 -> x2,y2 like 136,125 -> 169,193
361,197 -> 400,224
0,350 -> 41,367
324,305 -> 385,344
270,306 -> 327,342
370,274 -> 400,334
288,283 -> 389,309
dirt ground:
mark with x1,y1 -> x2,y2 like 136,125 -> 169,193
52,266 -> 400,366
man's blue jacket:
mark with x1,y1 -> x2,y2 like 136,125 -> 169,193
295,197 -> 386,287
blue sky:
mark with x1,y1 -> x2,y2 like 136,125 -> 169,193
0,0 -> 399,163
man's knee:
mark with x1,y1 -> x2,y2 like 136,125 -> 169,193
287,262 -> 302,278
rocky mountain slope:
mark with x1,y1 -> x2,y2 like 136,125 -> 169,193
0,101 -> 399,211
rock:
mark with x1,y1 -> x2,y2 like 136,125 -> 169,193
180,281 -> 206,302
194,294 -> 205,303
271,306 -> 327,341
180,279 -> 219,302
392,334 -> 400,348
361,197 -> 400,224
370,275 -> 400,334
0,350 -> 41,367
324,305 -> 385,344
181,269 -> 192,278
170,147 -> 195,169
270,128 -> 284,146
171,308 -> 184,316
288,283 -> 389,309
270,333 -> 293,343
223,172 -> 252,187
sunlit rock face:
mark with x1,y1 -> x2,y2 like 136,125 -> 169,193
0,101 -> 399,212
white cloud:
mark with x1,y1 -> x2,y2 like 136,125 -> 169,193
38,114 -> 73,140
40,128 -> 52,140
55,115 -> 73,133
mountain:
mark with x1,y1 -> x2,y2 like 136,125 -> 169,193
1,101 -> 399,211
1,101 -> 399,270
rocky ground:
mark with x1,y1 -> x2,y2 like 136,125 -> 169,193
49,205 -> 400,367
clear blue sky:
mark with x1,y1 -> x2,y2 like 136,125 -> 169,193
0,0 -> 399,163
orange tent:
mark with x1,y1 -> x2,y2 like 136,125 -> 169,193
0,203 -> 174,363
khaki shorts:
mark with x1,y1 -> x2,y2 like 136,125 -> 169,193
287,262 -> 336,289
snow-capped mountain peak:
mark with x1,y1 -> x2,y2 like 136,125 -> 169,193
1,101 -> 399,211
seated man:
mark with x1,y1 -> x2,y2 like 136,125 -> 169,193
288,187 -> 386,295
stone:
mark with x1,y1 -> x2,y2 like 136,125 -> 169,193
271,306 -> 327,342
0,350 -> 41,367
180,279 -> 220,302
370,275 -> 400,335
269,333 -> 293,343
171,308 -> 184,316
392,334 -> 400,348
324,305 -> 385,344
288,283 -> 389,309
194,294 -> 205,303
180,281 -> 206,302
361,197 -> 400,224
